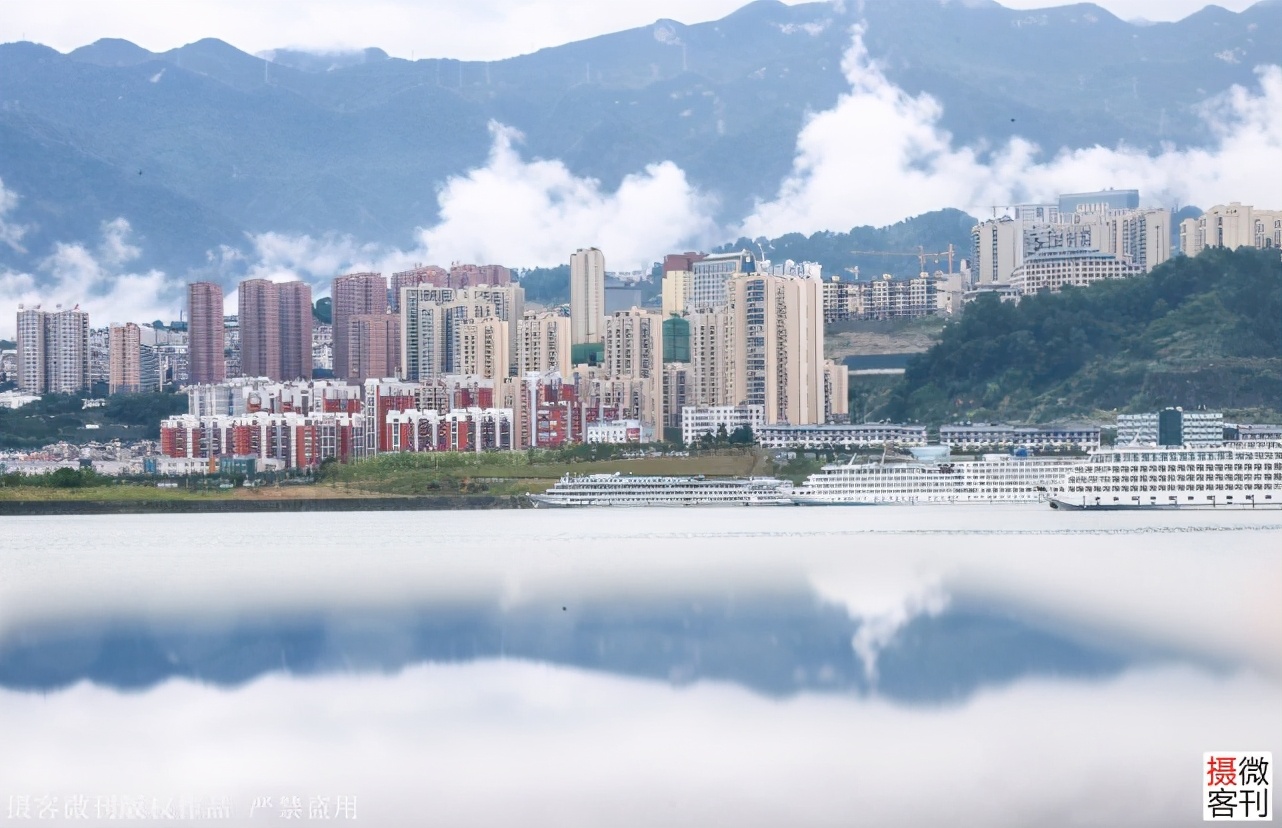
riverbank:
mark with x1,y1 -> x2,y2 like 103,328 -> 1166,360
0,494 -> 528,515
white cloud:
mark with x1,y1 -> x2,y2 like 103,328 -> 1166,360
413,122 -> 719,272
0,218 -> 179,336
742,26 -> 1282,238
242,231 -> 385,302
234,123 -> 720,282
0,661 -> 1276,827
0,177 -> 30,254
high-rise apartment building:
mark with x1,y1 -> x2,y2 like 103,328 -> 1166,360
399,286 -> 511,381
16,306 -> 91,395
276,280 -> 314,381
456,317 -> 510,380
603,308 -> 663,429
518,312 -> 570,377
1091,208 -> 1170,271
109,322 -> 142,394
824,359 -> 850,422
332,272 -> 387,382
238,279 -> 280,380
660,251 -> 705,318
89,326 -> 110,388
973,203 -> 1169,287
688,310 -> 732,408
188,282 -> 226,385
15,306 -> 90,394
44,308 -> 90,394
727,273 -> 825,426
390,265 -> 449,311
401,287 -> 454,381
1179,203 -> 1282,256
139,344 -> 160,393
15,307 -> 45,394
466,284 -> 525,369
570,247 -> 605,345
971,217 -> 1022,286
688,250 -> 755,312
348,313 -> 401,383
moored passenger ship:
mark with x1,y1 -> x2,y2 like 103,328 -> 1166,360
1047,441 -> 1282,509
793,448 -> 1086,505
529,473 -> 795,507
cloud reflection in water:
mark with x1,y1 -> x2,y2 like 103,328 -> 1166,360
0,507 -> 1277,826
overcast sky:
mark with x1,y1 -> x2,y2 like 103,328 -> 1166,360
0,0 -> 1263,61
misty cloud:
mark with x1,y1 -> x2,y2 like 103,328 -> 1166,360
0,660 -> 1275,827
413,122 -> 719,272
742,26 -> 1282,238
0,217 -> 178,336
230,123 -> 719,291
0,177 -> 30,254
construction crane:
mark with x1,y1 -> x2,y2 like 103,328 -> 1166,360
850,244 -> 956,273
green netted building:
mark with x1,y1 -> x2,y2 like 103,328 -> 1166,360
662,315 -> 690,363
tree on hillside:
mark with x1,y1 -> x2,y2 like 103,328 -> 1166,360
886,247 -> 1282,423
518,265 -> 571,305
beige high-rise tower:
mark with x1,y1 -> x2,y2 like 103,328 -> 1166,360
688,310 -> 732,407
456,317 -> 510,380
109,322 -> 142,394
603,308 -> 663,430
15,307 -> 45,394
16,305 -> 90,394
570,247 -> 605,345
518,312 -> 570,377
727,274 -> 825,426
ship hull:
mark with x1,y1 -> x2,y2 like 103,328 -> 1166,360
1049,497 -> 1281,511
528,495 -> 793,508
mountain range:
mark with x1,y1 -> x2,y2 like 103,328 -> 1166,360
1,0 -> 1279,279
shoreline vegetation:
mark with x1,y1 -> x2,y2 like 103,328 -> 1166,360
0,447 -> 774,513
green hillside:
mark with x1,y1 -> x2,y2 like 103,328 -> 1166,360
885,247 -> 1282,425
720,208 -> 977,280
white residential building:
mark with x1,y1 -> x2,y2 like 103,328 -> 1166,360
756,422 -> 928,449
1180,203 -> 1282,256
688,250 -> 754,312
681,404 -> 765,446
584,419 -> 652,444
15,305 -> 90,394
1009,250 -> 1145,295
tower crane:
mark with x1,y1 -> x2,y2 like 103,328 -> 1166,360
849,244 -> 956,273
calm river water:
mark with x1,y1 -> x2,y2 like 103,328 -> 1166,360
1,505 -> 1279,826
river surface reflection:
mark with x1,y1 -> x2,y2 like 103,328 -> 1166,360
1,506 -> 1278,825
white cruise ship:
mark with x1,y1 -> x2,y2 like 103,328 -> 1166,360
529,473 -> 795,507
1047,441 -> 1282,510
793,447 -> 1086,505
